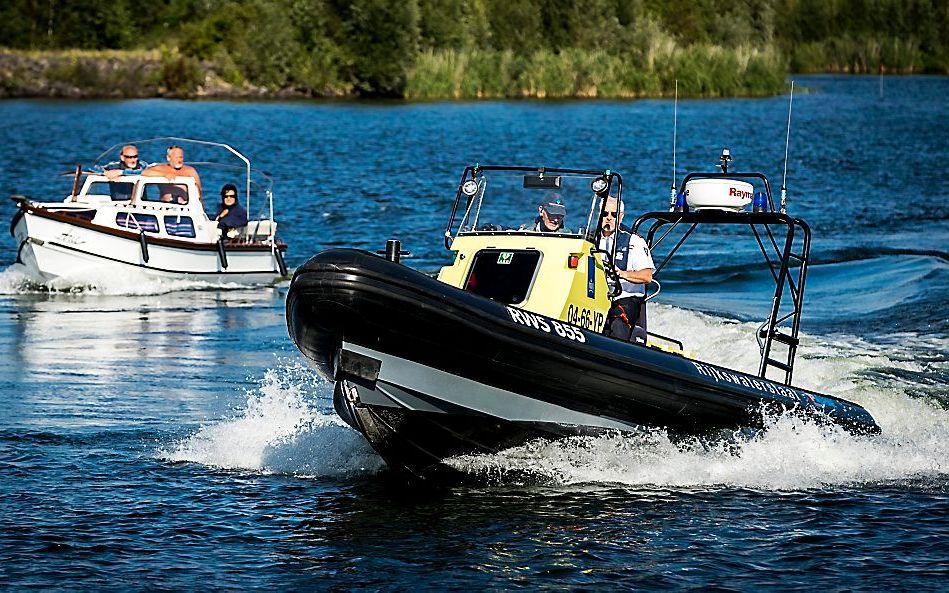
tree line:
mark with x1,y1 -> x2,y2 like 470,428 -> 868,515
1,0 -> 946,98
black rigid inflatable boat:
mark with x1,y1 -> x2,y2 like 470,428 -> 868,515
287,250 -> 878,479
286,163 -> 879,480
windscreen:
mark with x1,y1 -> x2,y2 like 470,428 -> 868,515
86,180 -> 135,201
455,170 -> 610,239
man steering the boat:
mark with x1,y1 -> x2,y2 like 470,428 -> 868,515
143,145 -> 203,204
522,194 -> 568,233
599,195 -> 655,343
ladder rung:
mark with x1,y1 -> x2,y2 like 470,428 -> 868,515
771,332 -> 799,346
765,358 -> 792,372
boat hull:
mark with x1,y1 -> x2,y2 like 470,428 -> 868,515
13,206 -> 286,284
287,249 -> 880,479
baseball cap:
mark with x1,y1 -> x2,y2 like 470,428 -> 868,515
540,193 -> 567,217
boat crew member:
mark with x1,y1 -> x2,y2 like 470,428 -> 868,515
214,183 -> 248,238
599,195 -> 655,343
102,145 -> 149,180
143,145 -> 202,205
524,194 -> 567,233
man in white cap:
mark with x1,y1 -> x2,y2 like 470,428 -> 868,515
526,193 -> 567,233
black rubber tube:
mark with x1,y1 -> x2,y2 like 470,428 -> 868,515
9,209 -> 24,237
275,248 -> 288,277
217,239 -> 228,269
139,231 -> 149,263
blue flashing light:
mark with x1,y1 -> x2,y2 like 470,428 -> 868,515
753,191 -> 768,213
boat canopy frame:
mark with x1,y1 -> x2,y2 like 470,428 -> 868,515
92,137 -> 275,240
632,172 -> 811,386
443,164 -> 624,249
443,164 -> 628,296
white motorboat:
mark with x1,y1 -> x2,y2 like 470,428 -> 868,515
9,138 -> 288,284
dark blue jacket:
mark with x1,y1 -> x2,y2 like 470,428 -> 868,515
216,202 -> 248,229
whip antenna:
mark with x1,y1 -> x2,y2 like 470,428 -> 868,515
780,80 -> 794,214
668,80 -> 679,211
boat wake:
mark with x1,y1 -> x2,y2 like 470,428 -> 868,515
161,362 -> 384,478
445,412 -> 946,489
0,263 -> 285,296
165,306 -> 946,489
448,306 -> 949,489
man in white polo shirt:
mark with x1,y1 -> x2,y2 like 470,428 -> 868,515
598,195 -> 655,343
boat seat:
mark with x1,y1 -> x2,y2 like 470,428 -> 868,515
239,220 -> 276,241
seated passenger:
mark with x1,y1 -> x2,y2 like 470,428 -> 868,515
102,144 -> 150,180
522,194 -> 567,233
214,184 -> 248,238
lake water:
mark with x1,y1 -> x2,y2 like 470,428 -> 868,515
0,76 -> 946,590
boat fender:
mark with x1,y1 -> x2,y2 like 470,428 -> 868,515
15,239 -> 27,264
217,239 -> 228,270
139,231 -> 149,263
275,248 -> 288,277
9,208 -> 24,237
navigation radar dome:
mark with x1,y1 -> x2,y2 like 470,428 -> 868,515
684,178 -> 754,211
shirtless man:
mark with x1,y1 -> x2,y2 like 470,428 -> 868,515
143,145 -> 202,204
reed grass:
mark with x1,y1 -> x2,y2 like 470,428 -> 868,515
405,45 -> 787,100
788,36 -> 936,74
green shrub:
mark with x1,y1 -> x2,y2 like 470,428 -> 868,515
159,48 -> 203,96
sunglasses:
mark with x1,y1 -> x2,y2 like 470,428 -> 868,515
223,193 -> 237,199
122,154 -> 139,159
602,210 -> 617,218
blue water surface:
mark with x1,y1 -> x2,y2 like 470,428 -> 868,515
0,76 -> 946,590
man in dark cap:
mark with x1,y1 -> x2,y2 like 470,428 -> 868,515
525,193 -> 567,233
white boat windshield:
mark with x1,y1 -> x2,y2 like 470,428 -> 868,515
91,137 -> 276,225
140,179 -> 193,204
453,167 -> 621,241
84,179 -> 136,202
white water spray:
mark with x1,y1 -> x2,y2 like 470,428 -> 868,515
161,306 -> 946,489
162,362 -> 384,477
448,305 -> 948,489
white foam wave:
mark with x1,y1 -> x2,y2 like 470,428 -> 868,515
0,263 -> 284,296
162,362 -> 383,477
447,412 -> 947,489
0,264 -> 36,294
163,303 -> 947,488
450,304 -> 949,489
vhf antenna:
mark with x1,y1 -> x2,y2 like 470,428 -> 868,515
780,80 -> 795,214
668,80 -> 679,211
